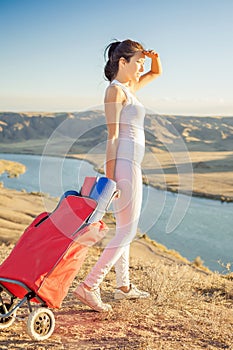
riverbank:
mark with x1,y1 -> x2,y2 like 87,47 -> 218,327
0,159 -> 26,179
68,149 -> 233,203
1,135 -> 233,202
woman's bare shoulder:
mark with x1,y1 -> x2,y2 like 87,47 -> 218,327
104,84 -> 125,103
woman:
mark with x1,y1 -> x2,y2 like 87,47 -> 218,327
74,39 -> 162,312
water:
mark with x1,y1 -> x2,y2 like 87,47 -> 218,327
0,153 -> 97,196
0,153 -> 232,273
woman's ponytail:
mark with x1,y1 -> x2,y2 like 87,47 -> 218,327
104,41 -> 121,81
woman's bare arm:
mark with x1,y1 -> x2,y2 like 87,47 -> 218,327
104,85 -> 125,180
135,50 -> 162,91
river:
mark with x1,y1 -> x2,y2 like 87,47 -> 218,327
0,153 -> 232,273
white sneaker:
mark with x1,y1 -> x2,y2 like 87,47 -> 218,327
114,283 -> 150,300
74,283 -> 112,312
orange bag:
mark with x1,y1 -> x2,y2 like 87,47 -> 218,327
0,195 -> 108,308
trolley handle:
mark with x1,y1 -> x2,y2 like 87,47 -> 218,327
105,189 -> 121,211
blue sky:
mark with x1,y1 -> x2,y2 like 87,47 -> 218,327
0,0 -> 233,115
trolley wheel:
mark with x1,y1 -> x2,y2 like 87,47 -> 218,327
0,303 -> 17,329
26,307 -> 55,341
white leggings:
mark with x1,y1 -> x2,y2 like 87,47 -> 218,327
84,159 -> 143,289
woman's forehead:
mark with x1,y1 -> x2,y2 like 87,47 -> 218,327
134,51 -> 145,60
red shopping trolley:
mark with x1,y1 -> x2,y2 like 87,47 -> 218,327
0,176 -> 117,340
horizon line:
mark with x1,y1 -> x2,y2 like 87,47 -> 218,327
0,109 -> 232,118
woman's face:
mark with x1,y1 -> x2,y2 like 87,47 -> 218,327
125,51 -> 145,82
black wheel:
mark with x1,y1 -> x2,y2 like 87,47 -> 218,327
0,303 -> 16,329
26,307 -> 55,341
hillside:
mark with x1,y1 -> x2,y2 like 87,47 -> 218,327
0,111 -> 233,152
1,111 -> 233,201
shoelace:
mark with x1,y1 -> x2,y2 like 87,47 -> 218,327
92,288 -> 102,304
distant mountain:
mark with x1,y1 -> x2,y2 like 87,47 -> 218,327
0,111 -> 233,152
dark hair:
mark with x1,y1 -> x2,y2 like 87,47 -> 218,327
104,39 -> 144,81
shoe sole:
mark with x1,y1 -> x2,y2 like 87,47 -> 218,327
73,291 -> 112,312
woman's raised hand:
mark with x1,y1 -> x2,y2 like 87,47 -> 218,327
143,50 -> 159,58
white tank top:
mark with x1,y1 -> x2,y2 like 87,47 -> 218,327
110,79 -> 146,165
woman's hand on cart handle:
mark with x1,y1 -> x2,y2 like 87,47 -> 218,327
113,189 -> 121,199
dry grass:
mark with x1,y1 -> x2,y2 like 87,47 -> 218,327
98,258 -> 233,349
0,241 -> 233,349
67,248 -> 233,349
0,159 -> 26,178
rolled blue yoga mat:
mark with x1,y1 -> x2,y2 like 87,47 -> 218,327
88,177 -> 116,223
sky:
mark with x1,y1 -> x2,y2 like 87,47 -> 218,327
0,0 -> 233,116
